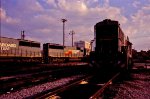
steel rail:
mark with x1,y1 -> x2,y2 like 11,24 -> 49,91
89,72 -> 120,99
36,75 -> 93,99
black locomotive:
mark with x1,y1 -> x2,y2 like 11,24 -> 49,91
93,19 -> 132,70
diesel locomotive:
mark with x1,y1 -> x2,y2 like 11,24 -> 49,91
93,19 -> 132,70
0,37 -> 42,63
43,43 -> 84,63
0,37 -> 84,64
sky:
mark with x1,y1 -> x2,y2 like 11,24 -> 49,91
0,0 -> 150,51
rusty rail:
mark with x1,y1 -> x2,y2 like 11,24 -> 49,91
36,75 -> 93,99
89,72 -> 120,99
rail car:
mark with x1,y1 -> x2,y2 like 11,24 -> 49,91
93,19 -> 132,70
0,37 -> 42,64
43,43 -> 84,63
0,37 -> 85,64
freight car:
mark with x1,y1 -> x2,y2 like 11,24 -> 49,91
0,37 -> 42,64
93,19 -> 132,70
43,43 -> 84,63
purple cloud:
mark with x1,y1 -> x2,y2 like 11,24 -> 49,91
1,0 -> 150,51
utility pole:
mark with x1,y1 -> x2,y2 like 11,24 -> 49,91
0,24 -> 1,56
61,19 -> 67,47
21,30 -> 25,40
90,38 -> 95,51
69,30 -> 75,47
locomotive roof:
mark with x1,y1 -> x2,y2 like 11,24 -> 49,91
95,19 -> 126,38
45,43 -> 78,50
18,39 -> 40,43
95,19 -> 119,26
45,43 -> 64,46
0,36 -> 40,44
0,36 -> 18,40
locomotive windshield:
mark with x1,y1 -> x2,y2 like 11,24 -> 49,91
19,41 -> 40,48
48,44 -> 64,49
96,25 -> 118,37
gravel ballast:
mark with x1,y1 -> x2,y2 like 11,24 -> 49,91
115,71 -> 150,99
103,69 -> 150,99
0,75 -> 83,99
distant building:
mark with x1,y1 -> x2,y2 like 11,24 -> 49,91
74,41 -> 91,55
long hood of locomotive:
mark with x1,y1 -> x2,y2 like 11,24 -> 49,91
47,48 -> 84,57
0,37 -> 42,57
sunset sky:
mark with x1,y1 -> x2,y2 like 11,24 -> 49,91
1,0 -> 150,51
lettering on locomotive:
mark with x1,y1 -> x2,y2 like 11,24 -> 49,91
0,43 -> 17,50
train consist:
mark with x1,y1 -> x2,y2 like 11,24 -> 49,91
93,19 -> 132,70
0,37 -> 84,64
0,19 -> 133,69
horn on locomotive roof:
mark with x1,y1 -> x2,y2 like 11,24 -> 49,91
21,30 -> 25,40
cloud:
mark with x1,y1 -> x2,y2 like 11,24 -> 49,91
131,5 -> 150,35
0,8 -> 6,19
1,0 -> 128,44
1,0 -> 150,50
132,1 -> 141,8
104,0 -> 110,7
18,0 -> 44,12
54,0 -> 88,16
44,0 -> 58,8
129,4 -> 150,50
0,8 -> 20,24
132,36 -> 150,51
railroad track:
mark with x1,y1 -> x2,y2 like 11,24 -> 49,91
0,66 -> 92,95
89,73 -> 120,99
36,71 -> 120,99
34,75 -> 93,99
